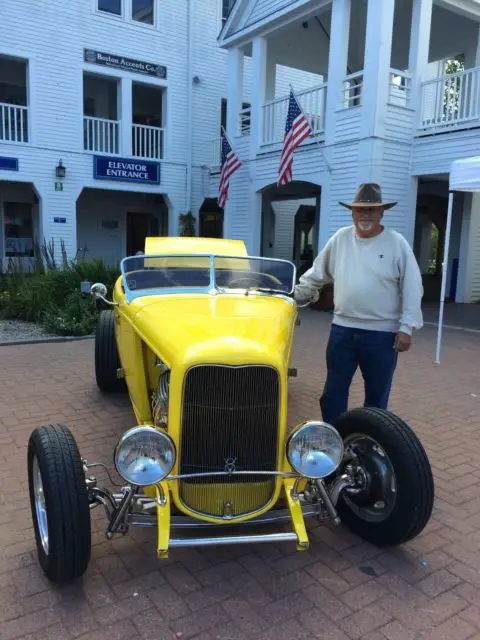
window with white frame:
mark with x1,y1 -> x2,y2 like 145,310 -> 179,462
98,0 -> 122,16
96,0 -> 155,26
132,0 -> 154,24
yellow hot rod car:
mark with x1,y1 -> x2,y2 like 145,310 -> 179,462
27,236 -> 434,583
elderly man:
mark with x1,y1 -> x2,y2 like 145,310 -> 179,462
294,183 -> 424,425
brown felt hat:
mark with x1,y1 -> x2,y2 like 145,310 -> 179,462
339,183 -> 397,210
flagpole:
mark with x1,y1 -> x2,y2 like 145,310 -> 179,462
221,125 -> 237,155
289,83 -> 332,174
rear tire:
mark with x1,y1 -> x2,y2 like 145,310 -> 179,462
332,407 -> 434,546
27,424 -> 91,583
95,309 -> 126,392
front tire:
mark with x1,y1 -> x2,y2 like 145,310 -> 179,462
27,424 -> 91,583
332,407 -> 434,546
95,309 -> 126,393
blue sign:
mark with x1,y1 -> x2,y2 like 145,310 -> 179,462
54,217 -> 66,224
93,156 -> 160,185
0,157 -> 18,171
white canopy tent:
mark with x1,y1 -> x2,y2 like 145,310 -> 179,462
435,155 -> 480,364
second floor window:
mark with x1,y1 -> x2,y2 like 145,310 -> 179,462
132,0 -> 154,25
96,0 -> 155,25
98,0 -> 122,16
222,0 -> 234,24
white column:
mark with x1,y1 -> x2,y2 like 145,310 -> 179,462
318,0 -> 351,251
227,48 -> 244,138
475,25 -> 480,67
408,0 -> 433,109
248,191 -> 263,254
250,36 -> 267,158
121,77 -> 133,157
360,0 -> 396,139
323,0 -> 351,146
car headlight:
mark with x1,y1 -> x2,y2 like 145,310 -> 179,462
287,421 -> 344,479
114,426 -> 176,486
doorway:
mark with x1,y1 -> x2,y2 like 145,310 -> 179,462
199,198 -> 224,238
127,212 -> 159,255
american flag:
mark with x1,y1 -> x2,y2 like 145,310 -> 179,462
277,89 -> 313,187
218,131 -> 242,209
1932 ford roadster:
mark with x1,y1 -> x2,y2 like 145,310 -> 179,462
27,236 -> 434,583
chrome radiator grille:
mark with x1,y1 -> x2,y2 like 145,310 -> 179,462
179,365 -> 280,518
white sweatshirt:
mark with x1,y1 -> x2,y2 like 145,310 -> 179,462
294,226 -> 424,335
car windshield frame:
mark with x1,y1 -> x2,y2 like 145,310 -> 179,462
119,253 -> 297,303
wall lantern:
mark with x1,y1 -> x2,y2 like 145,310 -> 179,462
56,159 -> 66,179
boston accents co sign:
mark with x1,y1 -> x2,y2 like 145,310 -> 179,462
94,156 -> 160,185
84,49 -> 167,79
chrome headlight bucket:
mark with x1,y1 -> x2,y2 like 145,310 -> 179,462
287,421 -> 344,479
114,426 -> 176,486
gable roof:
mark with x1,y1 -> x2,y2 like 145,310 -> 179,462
218,0 -> 315,48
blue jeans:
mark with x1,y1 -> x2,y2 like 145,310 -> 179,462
320,324 -> 399,424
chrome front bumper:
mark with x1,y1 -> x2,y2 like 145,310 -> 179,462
88,472 -> 354,556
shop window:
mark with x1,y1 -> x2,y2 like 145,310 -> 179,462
4,202 -> 34,258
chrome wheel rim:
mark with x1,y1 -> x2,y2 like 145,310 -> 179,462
32,456 -> 49,555
341,434 -> 397,523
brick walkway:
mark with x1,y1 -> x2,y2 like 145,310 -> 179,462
0,311 -> 479,640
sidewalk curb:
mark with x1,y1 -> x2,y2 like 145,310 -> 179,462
424,321 -> 480,334
0,335 -> 95,347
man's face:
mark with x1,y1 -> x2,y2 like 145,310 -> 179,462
351,206 -> 384,236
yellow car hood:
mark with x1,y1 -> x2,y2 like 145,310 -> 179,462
128,294 -> 296,370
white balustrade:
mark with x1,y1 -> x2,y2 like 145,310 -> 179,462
261,83 -> 327,146
84,116 -> 119,154
419,66 -> 480,131
132,124 -> 165,160
389,69 -> 411,107
342,71 -> 363,109
0,103 -> 28,143
211,136 -> 222,167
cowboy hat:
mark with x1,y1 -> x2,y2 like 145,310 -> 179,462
339,183 -> 397,210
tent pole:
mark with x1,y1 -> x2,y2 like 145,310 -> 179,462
435,190 -> 455,365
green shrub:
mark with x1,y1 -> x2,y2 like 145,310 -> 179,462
43,290 -> 98,336
0,239 -> 120,335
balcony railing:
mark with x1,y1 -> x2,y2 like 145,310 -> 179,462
84,116 -> 119,154
261,83 -> 327,146
342,71 -> 363,108
418,66 -> 480,132
239,107 -> 251,136
132,124 -> 165,160
0,103 -> 28,143
389,69 -> 411,107
211,136 -> 222,167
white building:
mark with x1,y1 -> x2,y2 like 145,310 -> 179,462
0,0 -> 324,270
208,0 -> 480,303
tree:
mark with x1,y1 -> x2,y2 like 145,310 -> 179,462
443,53 -> 465,120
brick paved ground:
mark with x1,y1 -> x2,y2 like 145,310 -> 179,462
0,310 -> 479,640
